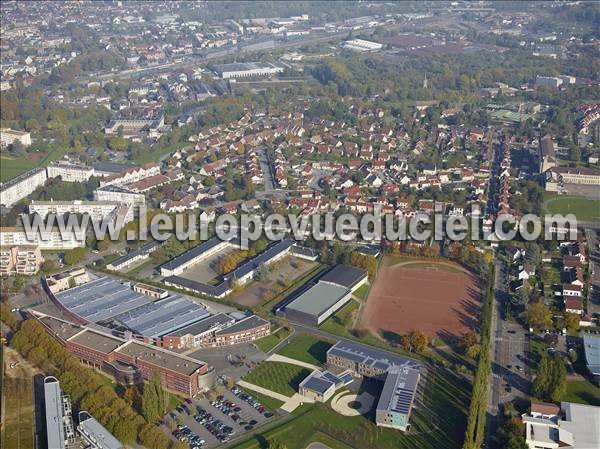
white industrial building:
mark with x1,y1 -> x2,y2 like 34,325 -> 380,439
342,39 -> 383,52
212,62 -> 285,79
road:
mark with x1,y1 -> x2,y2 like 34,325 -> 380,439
486,257 -> 531,449
585,228 -> 600,315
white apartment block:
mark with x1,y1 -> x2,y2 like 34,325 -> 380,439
0,168 -> 48,208
0,227 -> 85,250
94,185 -> 145,205
29,200 -> 134,224
1,128 -> 32,147
46,163 -> 95,183
0,245 -> 43,276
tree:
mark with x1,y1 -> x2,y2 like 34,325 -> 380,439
63,247 -> 87,266
564,312 -> 579,333
141,378 -> 159,423
409,330 -> 429,352
141,372 -> 166,423
526,301 -> 552,331
498,416 -> 528,449
533,353 -> 566,402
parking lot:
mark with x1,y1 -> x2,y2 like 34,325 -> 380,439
164,388 -> 275,448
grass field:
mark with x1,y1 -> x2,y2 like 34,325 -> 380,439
564,379 -> 600,406
353,284 -> 370,300
0,144 -> 69,182
2,349 -> 35,449
133,142 -> 189,164
320,300 -> 359,336
254,326 -> 293,353
238,387 -> 284,411
230,368 -> 470,449
243,362 -> 310,397
544,195 -> 600,221
277,334 -> 333,366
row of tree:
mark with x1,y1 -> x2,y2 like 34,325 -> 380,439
9,320 -> 183,449
462,264 -> 494,449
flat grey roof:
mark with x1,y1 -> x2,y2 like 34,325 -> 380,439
167,313 -> 234,337
113,295 -> 210,338
561,402 -> 600,449
215,315 -> 269,336
327,340 -> 420,372
163,275 -> 231,297
110,240 -> 162,267
55,276 -> 149,323
44,377 -> 66,449
583,334 -> 600,376
38,315 -> 82,340
231,239 -> 294,280
68,329 -> 124,354
284,282 -> 350,317
93,162 -> 138,174
161,237 -> 230,271
78,414 -> 123,449
319,265 -> 367,289
116,341 -> 205,376
376,366 -> 420,416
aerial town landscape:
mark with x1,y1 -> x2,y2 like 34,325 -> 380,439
0,1 -> 599,449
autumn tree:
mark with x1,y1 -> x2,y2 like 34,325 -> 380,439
526,301 -> 552,331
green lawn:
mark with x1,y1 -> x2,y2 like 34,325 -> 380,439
277,334 -> 333,366
320,300 -> 359,336
353,284 -> 370,300
1,144 -> 69,182
2,376 -> 35,449
133,142 -> 189,164
564,379 -> 600,406
544,195 -> 600,221
231,368 -> 470,449
254,326 -> 293,353
238,387 -> 284,411
243,362 -> 310,397
0,156 -> 39,181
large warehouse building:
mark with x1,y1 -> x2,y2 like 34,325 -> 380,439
42,270 -> 270,349
212,62 -> 285,79
277,264 -> 368,326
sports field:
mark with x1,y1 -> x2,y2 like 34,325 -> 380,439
361,259 -> 481,343
544,195 -> 600,221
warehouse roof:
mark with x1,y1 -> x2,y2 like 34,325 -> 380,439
215,315 -> 269,336
54,276 -> 149,323
163,275 -> 231,297
113,295 -> 210,338
167,313 -> 234,337
67,329 -> 124,354
284,282 -> 350,317
319,265 -> 367,289
116,341 -> 205,376
160,237 -> 231,272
